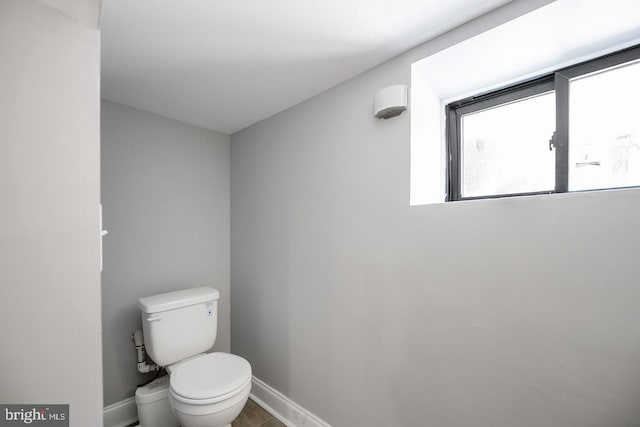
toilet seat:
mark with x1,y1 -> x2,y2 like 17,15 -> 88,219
169,352 -> 252,405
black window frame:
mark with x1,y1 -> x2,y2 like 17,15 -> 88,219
446,44 -> 640,202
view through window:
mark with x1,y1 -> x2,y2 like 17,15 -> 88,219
446,45 -> 640,201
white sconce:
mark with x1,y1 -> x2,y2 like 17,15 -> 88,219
373,84 -> 408,119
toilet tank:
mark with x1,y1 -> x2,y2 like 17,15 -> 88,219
139,287 -> 219,367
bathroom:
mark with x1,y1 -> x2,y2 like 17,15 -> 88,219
2,0 -> 640,426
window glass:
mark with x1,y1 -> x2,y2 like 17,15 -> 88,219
569,59 -> 640,191
447,45 -> 640,201
461,92 -> 556,197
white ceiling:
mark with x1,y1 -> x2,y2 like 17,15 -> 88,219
101,0 -> 511,134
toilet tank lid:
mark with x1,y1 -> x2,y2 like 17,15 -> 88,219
138,287 -> 220,314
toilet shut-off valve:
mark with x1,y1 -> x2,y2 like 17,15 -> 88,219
132,329 -> 160,373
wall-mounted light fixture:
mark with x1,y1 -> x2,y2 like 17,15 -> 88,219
373,84 -> 408,119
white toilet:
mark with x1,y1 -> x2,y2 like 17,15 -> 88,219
138,287 -> 251,427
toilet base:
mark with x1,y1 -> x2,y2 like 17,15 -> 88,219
169,380 -> 251,427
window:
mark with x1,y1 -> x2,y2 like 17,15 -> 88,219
446,45 -> 640,201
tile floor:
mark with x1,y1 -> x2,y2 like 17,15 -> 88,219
232,399 -> 286,427
128,398 -> 285,427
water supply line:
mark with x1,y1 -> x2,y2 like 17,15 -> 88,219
132,329 -> 160,373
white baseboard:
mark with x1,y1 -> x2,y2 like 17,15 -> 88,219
250,376 -> 331,427
103,376 -> 330,427
104,396 -> 138,427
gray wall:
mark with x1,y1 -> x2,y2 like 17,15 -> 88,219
101,100 -> 230,406
0,0 -> 103,425
230,2 -> 640,426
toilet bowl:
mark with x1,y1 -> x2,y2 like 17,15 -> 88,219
168,352 -> 252,427
138,287 -> 252,427
170,380 -> 251,427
